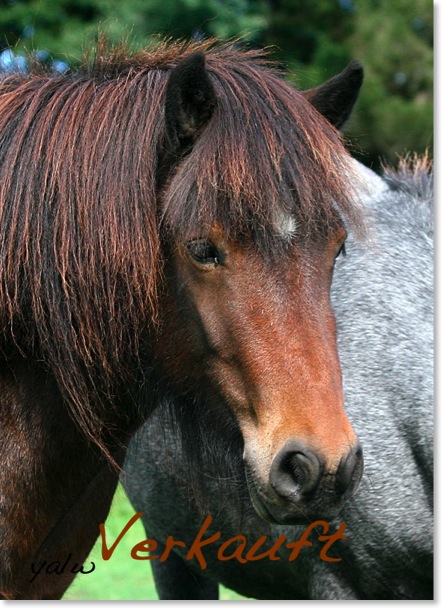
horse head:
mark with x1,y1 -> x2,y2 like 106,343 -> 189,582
154,52 -> 365,524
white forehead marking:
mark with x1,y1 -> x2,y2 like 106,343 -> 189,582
276,211 -> 297,240
274,160 -> 387,241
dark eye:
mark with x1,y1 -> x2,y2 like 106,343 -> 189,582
336,243 -> 346,259
186,240 -> 221,266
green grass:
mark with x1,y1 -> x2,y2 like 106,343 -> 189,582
63,484 -> 246,600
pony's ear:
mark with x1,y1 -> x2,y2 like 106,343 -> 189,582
164,52 -> 217,155
302,61 -> 364,130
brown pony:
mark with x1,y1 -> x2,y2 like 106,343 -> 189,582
0,38 -> 364,599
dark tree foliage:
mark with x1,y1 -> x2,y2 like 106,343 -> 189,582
0,0 -> 433,169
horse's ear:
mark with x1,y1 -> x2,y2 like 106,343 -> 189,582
164,52 -> 217,155
302,61 -> 364,130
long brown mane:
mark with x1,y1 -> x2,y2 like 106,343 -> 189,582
0,38 -> 363,450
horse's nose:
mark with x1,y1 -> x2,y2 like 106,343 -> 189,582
335,443 -> 364,495
269,441 -> 363,500
269,441 -> 323,499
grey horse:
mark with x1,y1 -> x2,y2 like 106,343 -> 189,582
122,157 -> 433,600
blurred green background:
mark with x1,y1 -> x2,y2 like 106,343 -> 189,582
0,0 -> 433,171
62,484 -> 246,600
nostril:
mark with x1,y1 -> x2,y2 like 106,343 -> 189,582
270,443 -> 322,499
284,452 -> 308,485
336,443 -> 364,495
287,451 -> 322,495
